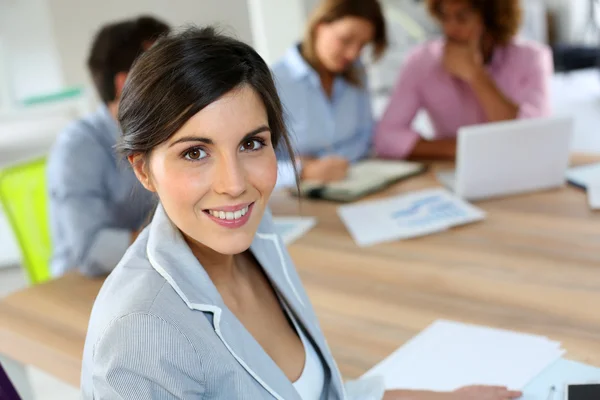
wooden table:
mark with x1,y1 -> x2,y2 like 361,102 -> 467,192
1,157 -> 599,394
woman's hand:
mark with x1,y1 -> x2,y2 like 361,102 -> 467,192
383,385 -> 522,400
443,25 -> 484,83
452,385 -> 522,399
443,41 -> 483,83
301,156 -> 349,182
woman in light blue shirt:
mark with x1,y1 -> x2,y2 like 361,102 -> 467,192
273,0 -> 387,183
81,27 -> 521,400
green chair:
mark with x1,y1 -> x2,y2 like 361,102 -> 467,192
0,158 -> 52,284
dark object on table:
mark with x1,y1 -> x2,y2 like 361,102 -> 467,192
552,44 -> 600,73
0,362 -> 21,400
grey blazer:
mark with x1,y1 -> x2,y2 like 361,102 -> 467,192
80,204 -> 384,399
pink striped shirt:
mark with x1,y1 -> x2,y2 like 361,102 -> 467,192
374,38 -> 553,159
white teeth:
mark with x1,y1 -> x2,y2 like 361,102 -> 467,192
208,206 -> 250,221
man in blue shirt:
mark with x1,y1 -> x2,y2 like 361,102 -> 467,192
47,16 -> 170,277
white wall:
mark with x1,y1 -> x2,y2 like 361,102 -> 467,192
48,0 -> 254,92
247,0 -> 306,65
0,0 -> 64,104
546,0 -> 596,44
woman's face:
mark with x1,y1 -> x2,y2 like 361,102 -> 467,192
133,85 -> 278,255
314,16 -> 375,73
438,0 -> 484,44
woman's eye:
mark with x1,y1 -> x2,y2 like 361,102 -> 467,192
240,139 -> 264,152
184,148 -> 207,160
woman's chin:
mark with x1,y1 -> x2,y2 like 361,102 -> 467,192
207,233 -> 256,256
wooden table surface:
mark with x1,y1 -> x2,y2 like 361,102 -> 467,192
1,156 -> 599,387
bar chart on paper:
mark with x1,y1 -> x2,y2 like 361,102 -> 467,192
337,189 -> 486,246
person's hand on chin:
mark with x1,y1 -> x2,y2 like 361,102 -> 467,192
383,385 -> 522,400
443,28 -> 484,83
301,155 -> 350,182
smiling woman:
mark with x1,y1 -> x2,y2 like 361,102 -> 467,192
80,27 -> 521,400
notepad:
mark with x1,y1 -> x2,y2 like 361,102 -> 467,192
338,188 -> 485,247
298,159 -> 426,202
363,320 -> 565,391
273,217 -> 316,245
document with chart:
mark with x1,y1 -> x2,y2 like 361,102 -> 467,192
337,188 -> 485,247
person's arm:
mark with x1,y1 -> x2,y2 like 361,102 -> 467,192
344,377 -> 521,400
87,313 -> 203,399
464,46 -> 552,122
48,134 -> 134,277
374,50 -> 424,160
409,138 -> 457,161
467,68 -> 519,122
344,376 -> 442,400
509,45 -> 553,119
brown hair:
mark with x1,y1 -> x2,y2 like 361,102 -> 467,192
87,16 -> 170,103
302,0 -> 387,86
117,27 -> 298,186
427,0 -> 522,45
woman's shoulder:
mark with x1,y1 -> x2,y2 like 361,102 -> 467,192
85,231 -> 195,344
271,45 -> 312,89
397,39 -> 444,79
502,38 -> 552,65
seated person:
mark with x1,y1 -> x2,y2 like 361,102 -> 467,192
81,26 -> 521,400
375,0 -> 552,160
47,16 -> 170,277
273,0 -> 387,183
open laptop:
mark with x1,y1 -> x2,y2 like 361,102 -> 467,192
437,116 -> 574,201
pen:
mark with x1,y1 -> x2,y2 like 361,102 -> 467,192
547,385 -> 556,400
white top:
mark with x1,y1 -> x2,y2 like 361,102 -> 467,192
280,297 -> 325,400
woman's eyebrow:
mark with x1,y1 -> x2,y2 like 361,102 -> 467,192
238,126 -> 271,144
168,125 -> 271,148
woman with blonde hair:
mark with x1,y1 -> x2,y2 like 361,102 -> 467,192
273,0 -> 387,183
375,0 -> 553,160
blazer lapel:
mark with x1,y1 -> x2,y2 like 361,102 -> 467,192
251,229 -> 347,399
147,205 -> 302,400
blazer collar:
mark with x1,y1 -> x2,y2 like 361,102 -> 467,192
146,205 -> 341,400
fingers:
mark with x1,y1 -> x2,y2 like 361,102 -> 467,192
456,385 -> 522,399
492,386 -> 522,399
467,23 -> 483,51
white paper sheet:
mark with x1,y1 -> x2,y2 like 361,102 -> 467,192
363,320 -> 565,392
337,188 -> 486,247
273,216 -> 316,245
589,185 -> 600,210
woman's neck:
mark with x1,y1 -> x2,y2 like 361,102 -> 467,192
184,234 -> 242,286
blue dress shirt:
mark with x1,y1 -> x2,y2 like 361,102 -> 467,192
47,105 -> 156,277
272,45 -> 374,163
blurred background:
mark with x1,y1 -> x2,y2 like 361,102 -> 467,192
0,0 -> 600,282
1,1 -> 600,398
1,0 -> 599,287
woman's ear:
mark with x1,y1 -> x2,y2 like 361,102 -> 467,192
114,72 -> 128,99
129,154 -> 156,192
